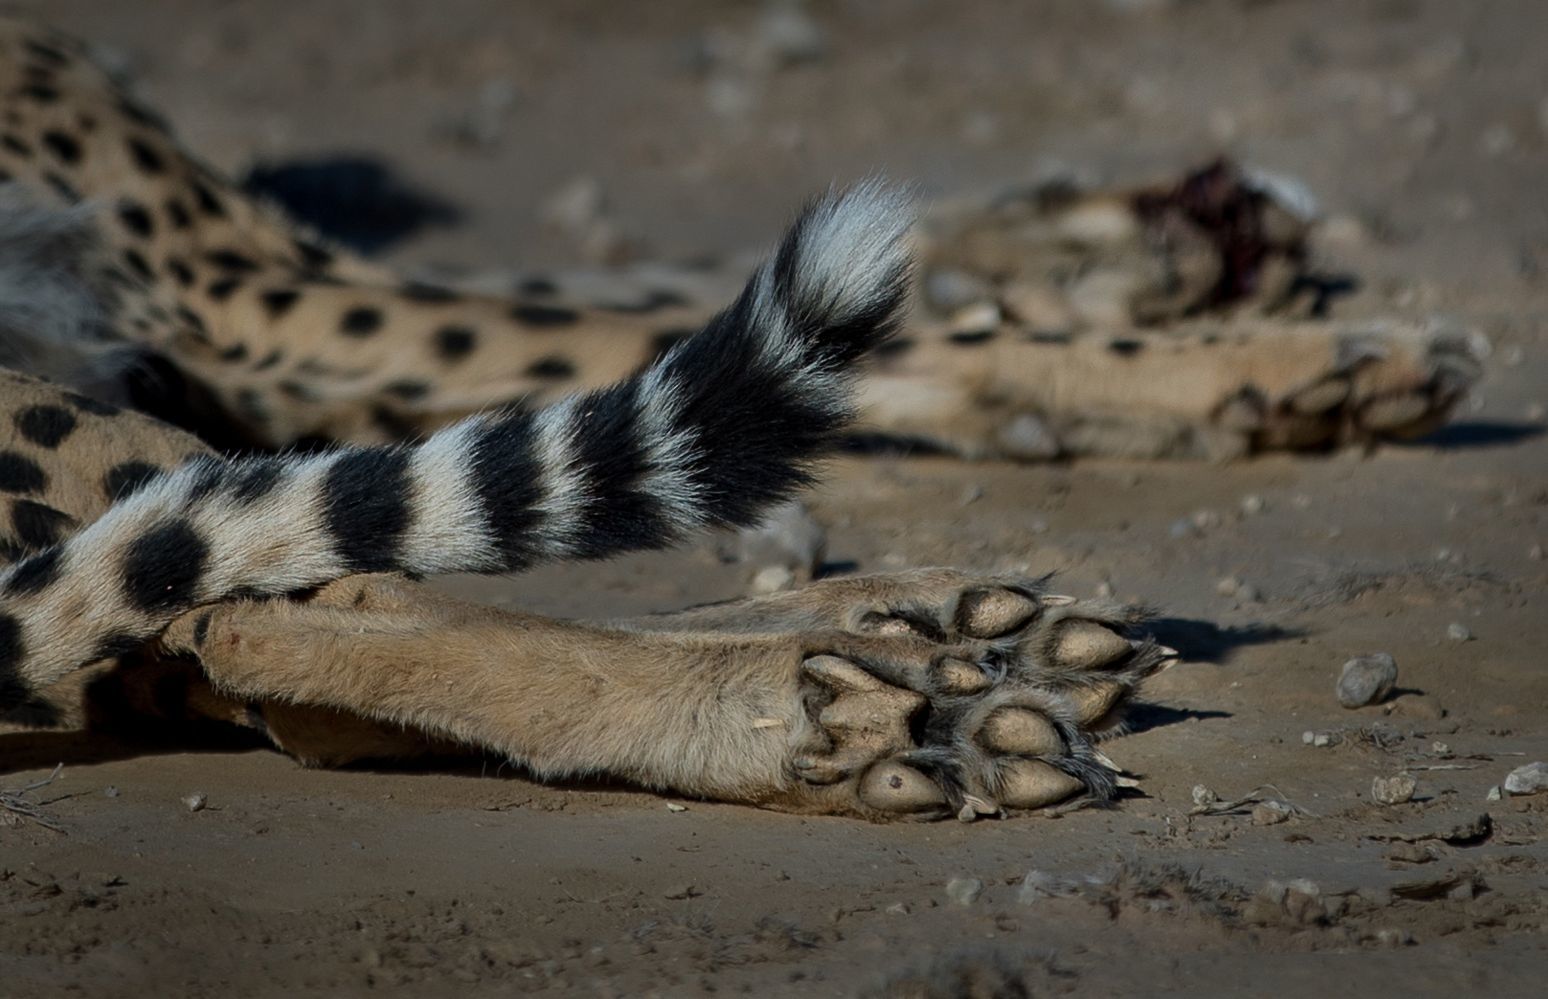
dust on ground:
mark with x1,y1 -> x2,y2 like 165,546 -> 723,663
3,1 -> 1547,995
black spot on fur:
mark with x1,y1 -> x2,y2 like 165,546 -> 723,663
525,356 -> 576,379
873,337 -> 917,360
467,409 -> 545,569
14,405 -> 76,448
1027,330 -> 1072,345
435,325 -> 476,361
400,282 -> 459,303
278,380 -> 319,402
598,289 -> 690,314
92,631 -> 146,664
518,276 -> 557,297
1108,338 -> 1144,357
218,343 -> 249,363
21,83 -> 59,103
5,545 -> 62,596
43,171 -> 79,202
0,451 -> 46,494
1,133 -> 31,157
175,306 -> 207,334
23,39 -> 71,66
253,350 -> 284,371
192,611 -> 212,647
322,448 -> 411,573
185,458 -> 225,502
11,500 -> 73,549
386,380 -> 430,401
191,178 -> 225,216
207,277 -> 241,301
165,198 -> 192,229
340,307 -> 384,337
229,458 -> 285,504
947,329 -> 996,346
366,406 -> 415,439
117,200 -> 154,237
206,249 -> 259,272
236,390 -> 269,425
511,304 -> 579,328
66,392 -> 118,416
167,258 -> 195,287
294,239 -> 333,270
122,248 -> 153,282
103,461 -> 162,500
260,288 -> 301,318
122,519 -> 208,612
0,612 -> 25,705
126,136 -> 165,173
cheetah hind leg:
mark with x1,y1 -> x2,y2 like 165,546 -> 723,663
158,570 -> 1176,819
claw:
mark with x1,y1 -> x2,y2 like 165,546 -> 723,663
956,794 -> 1001,822
802,655 -> 887,694
958,588 -> 1040,638
858,761 -> 947,813
1051,620 -> 1134,670
979,707 -> 1063,756
1090,748 -> 1122,772
998,760 -> 1085,809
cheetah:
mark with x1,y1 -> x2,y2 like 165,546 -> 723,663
0,17 -> 1473,819
0,19 -> 1475,460
1,180 -> 1167,818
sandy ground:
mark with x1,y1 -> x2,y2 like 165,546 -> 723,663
4,1 -> 1548,995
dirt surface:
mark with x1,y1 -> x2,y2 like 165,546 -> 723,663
4,1 -> 1548,995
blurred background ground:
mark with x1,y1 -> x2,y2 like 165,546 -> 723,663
3,1 -> 1547,995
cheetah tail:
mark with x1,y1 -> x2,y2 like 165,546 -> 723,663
0,181 -> 915,702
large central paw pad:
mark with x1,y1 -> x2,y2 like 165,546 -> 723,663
790,578 -> 1174,820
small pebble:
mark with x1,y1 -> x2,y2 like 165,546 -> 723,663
1240,494 -> 1265,516
1337,652 -> 1399,708
1191,784 -> 1219,807
1502,761 -> 1548,795
1252,801 -> 1293,825
665,802 -> 688,813
1215,576 -> 1241,597
1446,622 -> 1472,642
884,902 -> 912,916
182,792 -> 207,813
1372,773 -> 1417,806
1530,544 -> 1544,561
1486,786 -> 1503,802
945,877 -> 984,906
103,786 -> 120,798
663,884 -> 699,900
